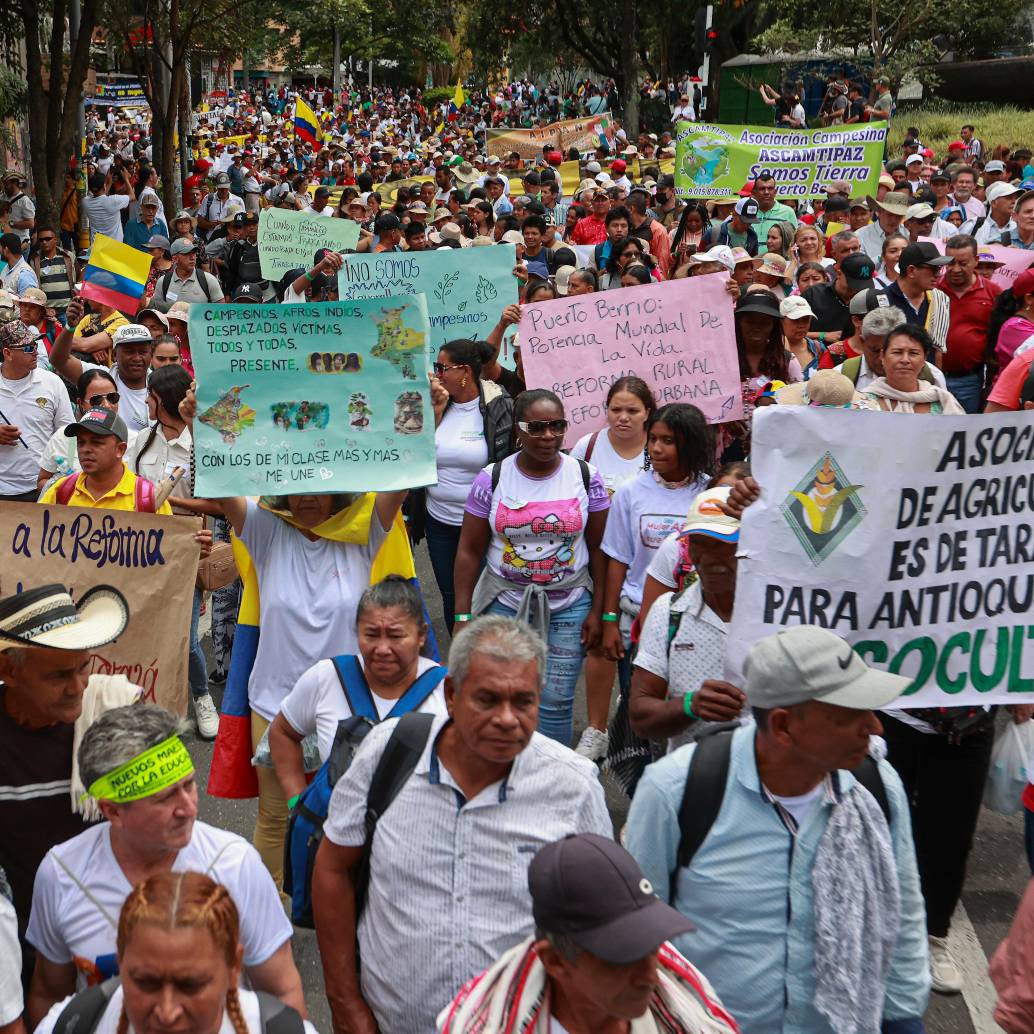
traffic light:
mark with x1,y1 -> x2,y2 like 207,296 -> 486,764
694,8 -> 708,57
705,27 -> 720,52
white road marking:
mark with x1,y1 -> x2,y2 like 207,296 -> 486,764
949,902 -> 1005,1034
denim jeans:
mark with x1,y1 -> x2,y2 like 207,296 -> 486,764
209,517 -> 240,673
189,586 -> 208,700
424,512 -> 463,634
486,592 -> 591,747
945,369 -> 984,414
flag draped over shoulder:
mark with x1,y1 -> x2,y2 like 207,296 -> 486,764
208,494 -> 435,798
293,96 -> 322,147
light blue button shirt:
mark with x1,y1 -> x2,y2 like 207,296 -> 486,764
625,724 -> 930,1034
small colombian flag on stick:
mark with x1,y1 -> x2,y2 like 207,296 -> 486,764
293,96 -> 322,147
81,233 -> 151,314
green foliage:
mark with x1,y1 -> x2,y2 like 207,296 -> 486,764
0,66 -> 26,149
422,87 -> 455,106
890,102 -> 1034,155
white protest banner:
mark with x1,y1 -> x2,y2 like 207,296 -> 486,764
519,272 -> 744,447
258,209 -> 360,281
0,503 -> 199,715
727,406 -> 1034,708
338,245 -> 518,360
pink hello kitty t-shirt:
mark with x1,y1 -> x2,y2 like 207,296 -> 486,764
465,453 -> 610,610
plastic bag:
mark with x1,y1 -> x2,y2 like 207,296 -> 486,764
984,721 -> 1034,815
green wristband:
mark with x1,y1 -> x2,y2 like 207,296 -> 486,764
454,613 -> 472,623
602,612 -> 619,623
287,793 -> 301,809
683,693 -> 698,720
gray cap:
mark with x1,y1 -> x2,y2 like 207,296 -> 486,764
744,626 -> 910,710
170,238 -> 197,256
146,234 -> 171,252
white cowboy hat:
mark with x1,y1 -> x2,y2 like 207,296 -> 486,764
0,583 -> 129,650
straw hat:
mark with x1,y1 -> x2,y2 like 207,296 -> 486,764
0,583 -> 129,650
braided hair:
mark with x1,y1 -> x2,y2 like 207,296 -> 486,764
116,871 -> 247,1034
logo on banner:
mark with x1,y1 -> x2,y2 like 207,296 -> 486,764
780,453 -> 866,564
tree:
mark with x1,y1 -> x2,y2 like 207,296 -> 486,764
1,0 -> 98,226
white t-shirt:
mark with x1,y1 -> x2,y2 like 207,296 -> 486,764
427,397 -> 487,525
239,500 -> 389,720
279,655 -> 447,762
82,194 -> 131,243
645,531 -> 681,589
35,986 -> 319,1034
0,368 -> 74,493
601,470 -> 708,606
0,892 -> 21,1025
40,423 -> 80,478
465,454 -> 610,610
26,822 -> 292,988
768,782 -> 824,828
80,363 -> 150,433
569,429 -> 644,496
124,424 -> 192,499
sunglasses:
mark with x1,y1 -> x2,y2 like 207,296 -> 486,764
86,391 -> 120,407
432,362 -> 466,375
5,343 -> 36,353
37,236 -> 57,243
517,419 -> 568,437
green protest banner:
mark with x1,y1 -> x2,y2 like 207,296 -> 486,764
257,209 -> 361,281
189,298 -> 436,498
675,120 -> 888,200
337,245 -> 518,360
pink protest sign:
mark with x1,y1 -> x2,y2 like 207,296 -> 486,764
920,236 -> 1034,289
519,273 -> 743,447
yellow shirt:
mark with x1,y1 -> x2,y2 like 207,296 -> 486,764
74,310 -> 130,367
39,462 -> 173,514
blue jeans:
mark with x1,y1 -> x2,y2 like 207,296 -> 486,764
1026,808 -> 1034,875
189,586 -> 208,700
486,592 -> 591,746
424,512 -> 462,634
945,369 -> 983,414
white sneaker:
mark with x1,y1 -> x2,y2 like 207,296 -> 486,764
193,693 -> 220,741
928,935 -> 963,994
574,726 -> 609,761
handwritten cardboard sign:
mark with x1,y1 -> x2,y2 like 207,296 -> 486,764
337,245 -> 518,359
189,298 -> 436,497
0,503 -> 200,715
519,273 -> 744,446
258,208 -> 360,281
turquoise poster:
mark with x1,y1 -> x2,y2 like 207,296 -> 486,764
337,245 -> 518,360
189,298 -> 436,498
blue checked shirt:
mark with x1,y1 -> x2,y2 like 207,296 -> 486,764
625,724 -> 930,1034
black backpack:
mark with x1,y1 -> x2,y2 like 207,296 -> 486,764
490,457 -> 590,494
668,726 -> 890,902
52,977 -> 304,1034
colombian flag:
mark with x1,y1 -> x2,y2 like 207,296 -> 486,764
208,495 -> 438,798
81,233 -> 150,314
293,96 -> 322,147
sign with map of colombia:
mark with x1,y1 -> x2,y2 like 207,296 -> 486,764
519,272 -> 743,449
337,245 -> 519,360
675,121 -> 888,200
188,298 -> 436,497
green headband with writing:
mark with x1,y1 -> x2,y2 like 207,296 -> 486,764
86,734 -> 195,803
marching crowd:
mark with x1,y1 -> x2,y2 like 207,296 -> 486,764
4,78 -> 1034,1034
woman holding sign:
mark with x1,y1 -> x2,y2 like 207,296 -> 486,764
453,389 -> 609,746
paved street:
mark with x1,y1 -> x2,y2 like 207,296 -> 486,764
189,543 -> 1026,1034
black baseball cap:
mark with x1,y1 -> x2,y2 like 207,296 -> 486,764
374,212 -> 402,234
232,211 -> 258,226
824,195 -> 850,214
735,290 -> 782,320
65,408 -> 129,443
232,282 -> 263,302
529,834 -> 694,964
841,252 -> 877,291
899,242 -> 952,275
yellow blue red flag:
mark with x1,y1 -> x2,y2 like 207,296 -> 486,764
293,96 -> 322,147
81,233 -> 151,314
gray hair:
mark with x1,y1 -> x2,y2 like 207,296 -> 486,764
448,615 -> 547,691
78,703 -> 189,792
535,924 -> 583,962
829,229 -> 859,251
356,574 -> 426,627
861,305 -> 907,339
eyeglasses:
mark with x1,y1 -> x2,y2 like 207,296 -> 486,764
86,391 -> 120,407
517,419 -> 568,437
432,362 -> 466,375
